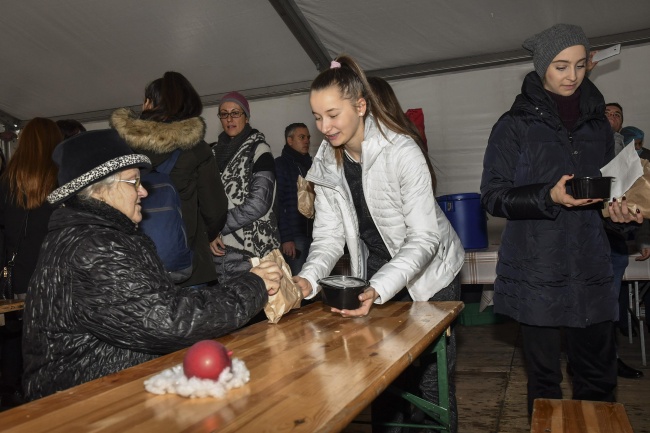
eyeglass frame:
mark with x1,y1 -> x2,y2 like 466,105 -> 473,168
118,178 -> 141,190
217,110 -> 245,119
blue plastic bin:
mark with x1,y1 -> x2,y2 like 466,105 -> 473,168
437,193 -> 488,250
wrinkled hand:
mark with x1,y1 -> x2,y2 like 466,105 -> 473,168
635,248 -> 650,261
281,241 -> 297,259
250,261 -> 282,296
331,287 -> 379,318
210,235 -> 226,256
550,174 -> 603,207
293,276 -> 312,298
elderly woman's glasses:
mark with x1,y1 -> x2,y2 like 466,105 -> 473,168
118,178 -> 141,190
218,110 -> 244,119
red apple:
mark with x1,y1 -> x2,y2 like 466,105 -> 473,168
183,340 -> 233,380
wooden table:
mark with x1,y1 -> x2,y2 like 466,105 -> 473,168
0,301 -> 463,433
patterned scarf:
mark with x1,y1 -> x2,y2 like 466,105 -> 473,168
213,124 -> 253,172
218,129 -> 279,257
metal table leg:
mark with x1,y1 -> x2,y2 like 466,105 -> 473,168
381,328 -> 451,432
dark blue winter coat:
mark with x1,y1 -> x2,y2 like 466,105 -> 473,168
274,145 -> 313,244
480,72 -> 616,328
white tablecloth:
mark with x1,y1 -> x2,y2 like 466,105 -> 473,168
459,244 -> 650,309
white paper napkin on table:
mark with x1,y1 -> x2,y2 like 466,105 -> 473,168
600,141 -> 643,199
144,358 -> 250,398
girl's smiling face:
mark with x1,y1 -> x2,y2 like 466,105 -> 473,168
310,86 -> 366,151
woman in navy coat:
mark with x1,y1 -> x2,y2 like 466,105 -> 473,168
480,24 -> 642,413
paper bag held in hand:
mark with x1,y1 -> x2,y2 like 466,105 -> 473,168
603,158 -> 650,218
297,175 -> 315,219
250,249 -> 303,323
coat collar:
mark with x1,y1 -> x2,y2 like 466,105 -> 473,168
309,115 -> 391,187
513,71 -> 605,123
110,108 -> 206,153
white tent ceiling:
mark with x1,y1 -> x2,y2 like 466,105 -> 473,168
1,0 -> 650,128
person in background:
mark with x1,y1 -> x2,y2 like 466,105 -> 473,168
0,118 -> 62,409
210,92 -> 280,282
481,24 -> 643,414
111,71 -> 228,288
605,103 -> 625,154
22,129 -> 282,401
274,123 -> 313,276
621,126 -> 650,160
293,55 -> 464,432
55,119 -> 86,140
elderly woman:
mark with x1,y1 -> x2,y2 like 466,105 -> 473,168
210,91 -> 280,281
22,129 -> 282,401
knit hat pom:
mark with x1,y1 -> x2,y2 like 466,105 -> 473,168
522,23 -> 591,78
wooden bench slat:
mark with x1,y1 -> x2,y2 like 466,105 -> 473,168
531,399 -> 633,433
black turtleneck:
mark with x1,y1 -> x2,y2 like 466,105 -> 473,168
546,87 -> 581,131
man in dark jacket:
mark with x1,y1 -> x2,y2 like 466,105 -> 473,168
274,123 -> 313,275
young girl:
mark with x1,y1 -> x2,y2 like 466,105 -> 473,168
480,23 -> 642,414
293,55 -> 464,432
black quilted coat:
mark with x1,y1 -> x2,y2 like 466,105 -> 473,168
480,72 -> 616,328
22,198 -> 267,401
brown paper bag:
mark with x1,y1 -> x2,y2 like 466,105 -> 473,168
297,175 -> 315,219
602,158 -> 650,218
250,249 -> 303,323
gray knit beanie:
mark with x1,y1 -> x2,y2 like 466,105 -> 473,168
522,24 -> 591,78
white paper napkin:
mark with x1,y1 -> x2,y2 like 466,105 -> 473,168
144,358 -> 250,398
600,141 -> 643,198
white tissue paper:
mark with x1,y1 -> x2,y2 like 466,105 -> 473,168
600,140 -> 644,198
144,358 -> 250,398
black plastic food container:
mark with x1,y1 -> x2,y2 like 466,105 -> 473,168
568,176 -> 614,199
318,276 -> 368,310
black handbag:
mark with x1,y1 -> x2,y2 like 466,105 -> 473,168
0,212 -> 28,300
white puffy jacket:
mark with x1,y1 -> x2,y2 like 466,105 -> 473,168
300,116 -> 465,303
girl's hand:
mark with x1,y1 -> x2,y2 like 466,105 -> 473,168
293,276 -> 313,298
550,174 -> 603,207
609,197 -> 643,224
331,287 -> 379,318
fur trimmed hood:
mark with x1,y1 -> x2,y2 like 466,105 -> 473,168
110,108 -> 206,153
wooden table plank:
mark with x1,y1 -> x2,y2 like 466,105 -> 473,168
530,398 -> 633,433
0,299 -> 24,314
0,301 -> 463,433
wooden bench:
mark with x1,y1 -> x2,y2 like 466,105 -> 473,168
531,399 -> 633,433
